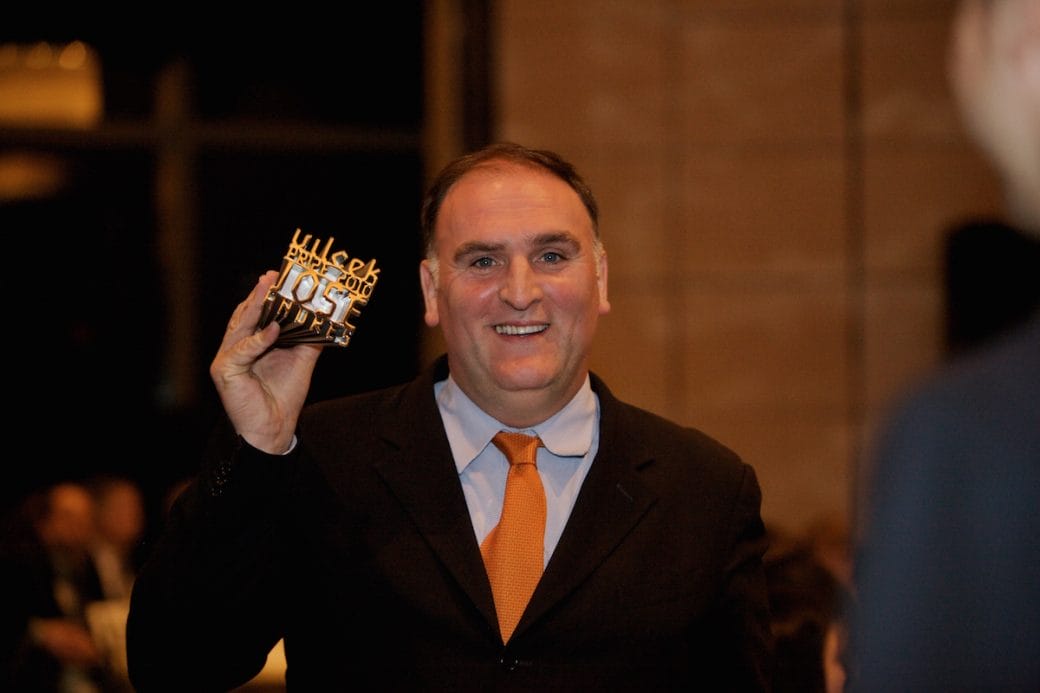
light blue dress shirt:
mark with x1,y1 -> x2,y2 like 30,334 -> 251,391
434,374 -> 600,568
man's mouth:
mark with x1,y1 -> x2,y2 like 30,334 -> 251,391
495,324 -> 548,336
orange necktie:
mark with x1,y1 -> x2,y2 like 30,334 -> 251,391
480,431 -> 546,643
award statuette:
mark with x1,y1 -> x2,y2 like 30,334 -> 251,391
256,229 -> 380,348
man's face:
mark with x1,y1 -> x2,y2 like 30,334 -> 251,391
420,161 -> 609,426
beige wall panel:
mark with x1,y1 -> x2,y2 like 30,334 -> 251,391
680,287 -> 849,413
496,1 -> 669,149
861,13 -> 961,141
491,0 -> 1000,536
499,0 -> 667,22
681,147 -> 847,275
589,282 -> 672,418
578,151 -> 671,284
860,0 -> 959,19
758,416 -> 852,538
863,145 -> 1004,276
692,409 -> 852,536
678,16 -> 844,144
863,277 -> 944,413
679,2 -> 841,15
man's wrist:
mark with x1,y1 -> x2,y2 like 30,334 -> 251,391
239,433 -> 297,456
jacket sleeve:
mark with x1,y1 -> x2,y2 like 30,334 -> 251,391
126,422 -> 294,692
707,462 -> 774,691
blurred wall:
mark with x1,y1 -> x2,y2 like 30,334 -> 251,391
482,0 -> 1004,535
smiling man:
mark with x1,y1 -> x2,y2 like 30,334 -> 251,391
419,150 -> 609,429
126,143 -> 773,691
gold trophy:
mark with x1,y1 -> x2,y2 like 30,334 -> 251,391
257,229 -> 380,348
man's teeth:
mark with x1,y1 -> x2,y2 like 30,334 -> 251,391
495,324 -> 547,335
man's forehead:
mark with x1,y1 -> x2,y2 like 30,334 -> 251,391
431,160 -> 596,251
441,166 -> 584,219
450,231 -> 582,253
448,160 -> 557,193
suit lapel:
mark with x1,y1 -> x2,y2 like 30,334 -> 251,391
370,359 -> 498,630
519,377 -> 658,633
367,362 -> 658,641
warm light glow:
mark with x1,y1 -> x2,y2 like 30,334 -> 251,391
59,41 -> 89,70
0,44 -> 17,69
0,40 -> 103,128
0,40 -> 103,202
24,42 -> 54,69
0,152 -> 68,202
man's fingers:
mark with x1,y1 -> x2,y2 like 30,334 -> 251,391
227,321 -> 281,370
221,271 -> 280,349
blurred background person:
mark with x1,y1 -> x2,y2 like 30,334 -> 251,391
765,532 -> 850,693
87,475 -> 146,602
0,482 -> 105,692
802,511 -> 854,591
77,476 -> 147,692
943,216 -> 1040,358
849,0 -> 1040,689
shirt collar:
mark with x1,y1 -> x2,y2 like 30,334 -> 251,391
435,374 -> 597,474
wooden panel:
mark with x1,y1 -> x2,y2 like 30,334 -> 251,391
680,147 -> 847,275
678,16 -> 844,144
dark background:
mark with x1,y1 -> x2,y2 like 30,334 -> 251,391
1,9 -> 431,523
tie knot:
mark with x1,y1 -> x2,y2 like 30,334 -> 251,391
492,431 -> 542,467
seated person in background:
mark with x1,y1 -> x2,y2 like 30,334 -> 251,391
802,512 -> 853,589
765,540 -> 850,693
0,482 -> 106,691
75,475 -> 150,691
88,475 -> 147,601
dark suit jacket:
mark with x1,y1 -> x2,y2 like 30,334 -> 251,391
850,312 -> 1040,691
127,357 -> 772,691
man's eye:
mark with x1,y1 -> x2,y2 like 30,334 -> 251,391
472,256 -> 495,268
541,251 -> 562,263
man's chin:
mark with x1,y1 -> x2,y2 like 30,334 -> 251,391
490,364 -> 557,394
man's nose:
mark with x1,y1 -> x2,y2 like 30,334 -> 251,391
498,260 -> 542,309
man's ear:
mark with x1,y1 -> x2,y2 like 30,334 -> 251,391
597,249 -> 610,316
1014,1 -> 1040,120
419,259 -> 440,327
1020,28 -> 1040,92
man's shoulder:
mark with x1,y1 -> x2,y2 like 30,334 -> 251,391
593,374 -> 745,470
306,379 -> 408,412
